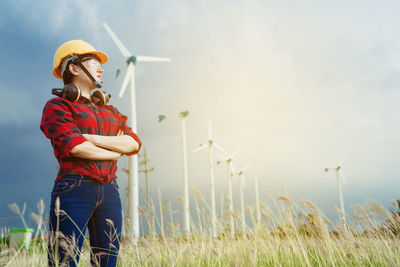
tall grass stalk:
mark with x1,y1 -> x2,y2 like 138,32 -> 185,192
157,188 -> 165,237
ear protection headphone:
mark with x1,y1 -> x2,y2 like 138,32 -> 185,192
52,83 -> 111,106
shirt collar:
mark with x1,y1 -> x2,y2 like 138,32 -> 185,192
77,95 -> 92,104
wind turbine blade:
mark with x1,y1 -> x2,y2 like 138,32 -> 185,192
230,148 -> 239,159
242,162 -> 251,173
339,156 -> 346,166
242,174 -> 246,188
193,143 -> 208,153
213,142 -> 229,157
326,162 -> 336,168
118,64 -> 134,98
136,56 -> 171,62
102,22 -> 132,58
214,150 -> 228,160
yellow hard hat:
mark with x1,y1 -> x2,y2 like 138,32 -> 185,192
52,40 -> 108,79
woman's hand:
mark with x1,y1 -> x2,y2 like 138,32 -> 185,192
82,129 -> 139,154
82,133 -> 97,144
70,141 -> 122,161
82,130 -> 123,143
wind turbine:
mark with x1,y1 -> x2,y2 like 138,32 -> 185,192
236,162 -> 251,235
193,120 -> 226,238
158,111 -> 191,234
103,22 -> 170,241
325,157 -> 347,225
216,149 -> 239,237
254,176 -> 261,228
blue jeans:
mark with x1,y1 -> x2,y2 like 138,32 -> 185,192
47,175 -> 122,267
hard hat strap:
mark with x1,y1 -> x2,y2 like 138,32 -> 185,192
67,55 -> 103,88
75,61 -> 103,88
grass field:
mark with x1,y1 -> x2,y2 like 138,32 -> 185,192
1,196 -> 399,266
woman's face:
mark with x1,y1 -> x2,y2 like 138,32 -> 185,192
81,56 -> 103,82
73,55 -> 104,89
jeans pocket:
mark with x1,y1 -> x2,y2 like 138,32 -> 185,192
111,180 -> 119,190
51,179 -> 78,195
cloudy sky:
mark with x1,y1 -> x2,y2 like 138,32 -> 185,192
1,0 -> 400,232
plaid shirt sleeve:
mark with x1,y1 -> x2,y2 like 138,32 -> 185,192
112,107 -> 142,156
40,98 -> 86,158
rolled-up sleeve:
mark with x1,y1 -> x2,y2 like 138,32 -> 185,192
40,99 -> 86,158
114,108 -> 142,156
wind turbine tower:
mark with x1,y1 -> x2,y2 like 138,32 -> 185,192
216,149 -> 238,237
254,176 -> 261,227
179,111 -> 191,234
237,163 -> 250,235
103,22 -> 170,241
325,157 -> 347,225
193,120 -> 226,238
158,111 -> 191,234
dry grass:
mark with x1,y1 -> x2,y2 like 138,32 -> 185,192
1,196 -> 399,266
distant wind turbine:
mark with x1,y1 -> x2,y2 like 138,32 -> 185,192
325,157 -> 347,225
158,111 -> 191,234
103,22 -> 170,241
236,162 -> 251,235
193,120 -> 226,238
254,176 -> 261,227
216,148 -> 239,238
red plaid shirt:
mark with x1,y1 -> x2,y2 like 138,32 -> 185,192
40,96 -> 142,184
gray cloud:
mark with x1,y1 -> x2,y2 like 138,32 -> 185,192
0,88 -> 41,126
1,0 -> 400,227
1,0 -> 107,38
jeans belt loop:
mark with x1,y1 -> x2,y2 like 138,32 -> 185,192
78,175 -> 83,186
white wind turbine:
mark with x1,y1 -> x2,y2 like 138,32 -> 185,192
103,22 -> 170,241
325,157 -> 347,225
216,149 -> 239,238
236,163 -> 251,235
254,176 -> 261,228
193,120 -> 226,238
158,111 -> 191,234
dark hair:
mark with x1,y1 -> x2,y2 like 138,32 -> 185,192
62,63 -> 74,84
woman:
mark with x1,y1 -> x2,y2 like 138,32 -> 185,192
40,40 -> 141,266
